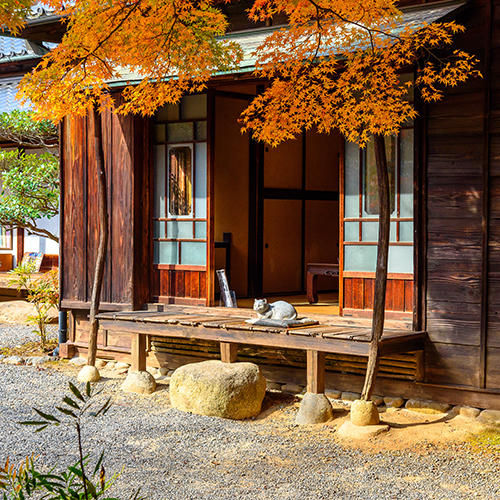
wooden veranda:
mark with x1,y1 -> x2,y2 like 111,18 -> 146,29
97,305 -> 426,394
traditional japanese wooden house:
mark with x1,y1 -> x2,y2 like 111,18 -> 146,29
19,0 -> 500,409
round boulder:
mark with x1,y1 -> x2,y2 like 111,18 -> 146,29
170,360 -> 266,419
77,365 -> 101,383
350,399 -> 380,426
122,370 -> 156,395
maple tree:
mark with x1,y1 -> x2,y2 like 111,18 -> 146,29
11,0 -> 479,395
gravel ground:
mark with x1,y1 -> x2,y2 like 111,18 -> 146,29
0,325 -> 499,500
0,324 -> 57,348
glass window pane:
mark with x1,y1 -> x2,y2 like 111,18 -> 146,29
180,241 -> 206,265
195,143 -> 207,218
167,221 -> 193,239
0,227 -> 11,249
344,245 -> 377,272
388,245 -> 413,273
400,129 -> 414,217
168,146 -> 193,216
361,221 -> 378,242
344,221 -> 359,242
154,241 -> 178,265
154,145 -> 165,218
156,103 -> 180,122
195,221 -> 206,239
167,122 -> 194,142
363,136 -> 396,216
400,221 -> 413,242
390,221 -> 397,242
195,121 -> 207,141
344,141 -> 360,217
153,221 -> 165,239
182,94 -> 207,120
154,124 -> 166,144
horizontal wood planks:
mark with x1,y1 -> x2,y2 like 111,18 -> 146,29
152,267 -> 207,304
60,96 -> 151,310
343,277 -> 413,312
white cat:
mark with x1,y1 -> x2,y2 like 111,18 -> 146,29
252,298 -> 297,321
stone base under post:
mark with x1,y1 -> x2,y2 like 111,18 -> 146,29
295,392 -> 333,424
122,370 -> 156,395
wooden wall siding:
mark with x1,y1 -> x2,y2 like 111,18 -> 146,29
61,97 -> 151,310
39,254 -> 58,272
424,0 -> 496,389
343,277 -> 413,312
152,268 -> 206,303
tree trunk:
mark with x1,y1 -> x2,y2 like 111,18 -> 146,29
87,108 -> 108,367
361,134 -> 391,400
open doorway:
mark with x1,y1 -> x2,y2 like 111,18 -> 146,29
214,86 -> 341,315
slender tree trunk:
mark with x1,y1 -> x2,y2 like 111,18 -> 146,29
361,134 -> 391,400
87,108 -> 108,367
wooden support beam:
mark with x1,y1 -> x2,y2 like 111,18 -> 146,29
131,333 -> 147,371
220,342 -> 238,363
306,350 -> 325,394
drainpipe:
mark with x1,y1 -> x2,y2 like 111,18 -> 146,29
52,310 -> 67,357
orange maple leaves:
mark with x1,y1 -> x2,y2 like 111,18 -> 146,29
15,0 -> 481,147
240,0 -> 481,147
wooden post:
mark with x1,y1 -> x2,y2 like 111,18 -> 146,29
220,342 -> 238,363
131,333 -> 147,372
306,350 -> 325,394
361,134 -> 391,401
87,108 -> 109,367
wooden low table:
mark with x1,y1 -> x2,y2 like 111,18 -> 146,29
306,263 -> 339,304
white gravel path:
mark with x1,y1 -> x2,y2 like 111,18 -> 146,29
0,325 -> 499,499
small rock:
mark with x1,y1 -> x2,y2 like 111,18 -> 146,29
77,365 -> 101,383
146,366 -> 159,376
167,370 -> 175,376
405,399 -> 450,414
384,396 -> 405,408
325,389 -> 341,399
69,357 -> 87,366
372,395 -> 384,407
477,409 -> 500,426
115,361 -> 130,370
337,421 -> 389,440
95,359 -> 107,369
341,391 -> 360,402
450,406 -> 481,419
295,393 -> 333,425
26,356 -> 51,366
158,367 -> 169,376
282,383 -> 304,394
105,361 -> 116,369
266,381 -> 282,391
350,400 -> 380,426
122,370 -> 157,395
4,355 -> 24,365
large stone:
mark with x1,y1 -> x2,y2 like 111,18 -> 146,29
337,421 -> 389,440
350,399 -> 380,426
384,396 -> 405,408
405,399 -> 450,414
77,365 -> 101,383
477,410 -> 500,426
170,360 -> 266,419
295,392 -> 334,425
122,371 -> 156,394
